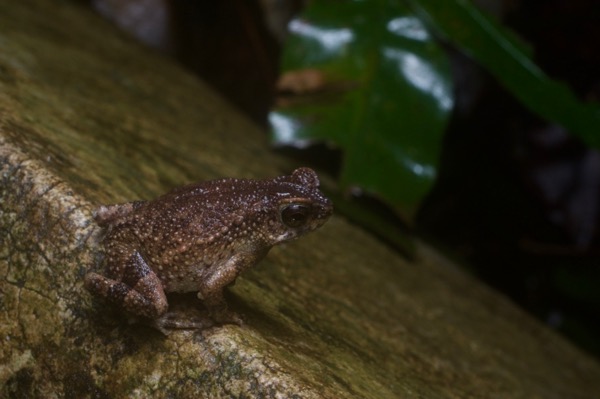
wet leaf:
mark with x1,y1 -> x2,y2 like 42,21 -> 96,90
271,0 -> 453,220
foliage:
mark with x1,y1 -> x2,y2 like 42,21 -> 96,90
271,0 -> 600,221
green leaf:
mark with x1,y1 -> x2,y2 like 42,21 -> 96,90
271,0 -> 453,220
408,0 -> 600,148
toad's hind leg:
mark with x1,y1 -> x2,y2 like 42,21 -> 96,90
85,251 -> 168,319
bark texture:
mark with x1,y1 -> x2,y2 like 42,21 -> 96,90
1,1 -> 599,398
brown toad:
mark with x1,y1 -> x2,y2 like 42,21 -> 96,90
85,167 -> 332,329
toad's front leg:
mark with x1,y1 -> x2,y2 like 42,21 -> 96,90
85,251 -> 168,319
198,249 -> 269,324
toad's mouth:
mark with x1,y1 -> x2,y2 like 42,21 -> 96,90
272,231 -> 297,243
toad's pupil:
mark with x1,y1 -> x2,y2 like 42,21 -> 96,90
282,204 -> 310,227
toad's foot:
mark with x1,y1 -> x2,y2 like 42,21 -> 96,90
149,309 -> 243,335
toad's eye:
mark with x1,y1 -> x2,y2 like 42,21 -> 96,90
281,203 -> 311,228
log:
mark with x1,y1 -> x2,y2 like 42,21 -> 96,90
1,1 -> 598,397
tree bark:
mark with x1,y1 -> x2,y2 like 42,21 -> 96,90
1,1 -> 599,398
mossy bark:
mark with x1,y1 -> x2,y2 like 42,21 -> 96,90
1,1 -> 599,398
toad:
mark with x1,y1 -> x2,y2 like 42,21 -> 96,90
84,167 -> 332,329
